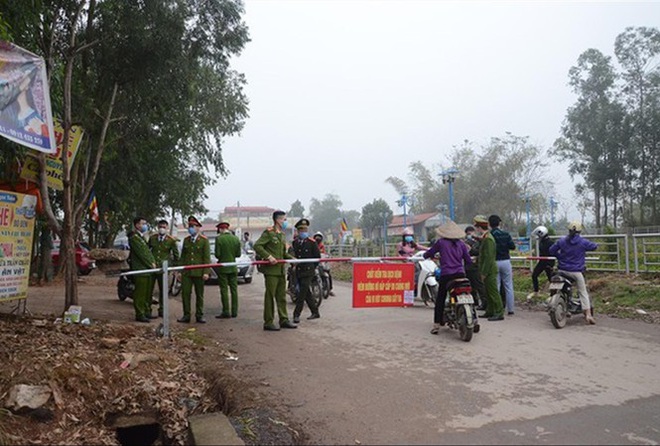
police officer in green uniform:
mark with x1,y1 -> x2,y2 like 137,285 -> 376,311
254,210 -> 297,331
214,221 -> 241,318
148,219 -> 180,317
128,217 -> 157,323
177,216 -> 211,323
291,218 -> 321,323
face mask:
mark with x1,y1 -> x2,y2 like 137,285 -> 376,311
466,234 -> 474,240
188,226 -> 197,236
281,221 -> 289,230
299,232 -> 309,239
141,224 -> 149,233
158,227 -> 167,235
404,235 -> 414,243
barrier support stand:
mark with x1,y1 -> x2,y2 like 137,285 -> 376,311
162,260 -> 170,339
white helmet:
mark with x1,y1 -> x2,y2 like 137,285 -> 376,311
567,221 -> 583,232
532,225 -> 548,239
313,231 -> 324,240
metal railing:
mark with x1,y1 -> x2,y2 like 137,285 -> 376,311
632,233 -> 660,273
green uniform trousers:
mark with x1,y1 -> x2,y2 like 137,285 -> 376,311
483,272 -> 504,317
218,273 -> 239,317
263,274 -> 289,327
150,273 -> 167,315
182,275 -> 205,319
133,275 -> 154,319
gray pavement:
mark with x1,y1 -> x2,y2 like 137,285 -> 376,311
190,275 -> 660,445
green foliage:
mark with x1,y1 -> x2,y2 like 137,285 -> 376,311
309,193 -> 343,234
288,199 -> 305,218
360,198 -> 393,238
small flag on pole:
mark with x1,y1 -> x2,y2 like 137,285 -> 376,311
340,217 -> 348,232
88,191 -> 99,223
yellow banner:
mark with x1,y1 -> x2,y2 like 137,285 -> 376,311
0,191 -> 37,302
20,121 -> 84,190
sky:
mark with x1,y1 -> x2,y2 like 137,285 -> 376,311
203,0 -> 660,222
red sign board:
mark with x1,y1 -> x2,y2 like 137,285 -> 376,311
352,263 -> 415,308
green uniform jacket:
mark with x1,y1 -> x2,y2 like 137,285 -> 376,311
214,232 -> 241,274
129,232 -> 156,271
254,227 -> 294,276
148,234 -> 180,266
180,234 -> 211,277
478,232 -> 498,277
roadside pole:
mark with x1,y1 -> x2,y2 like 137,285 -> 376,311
162,260 -> 169,338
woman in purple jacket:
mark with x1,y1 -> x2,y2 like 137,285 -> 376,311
549,221 -> 598,325
424,221 -> 472,334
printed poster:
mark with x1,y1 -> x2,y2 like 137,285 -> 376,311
0,40 -> 56,153
352,262 -> 415,308
0,191 -> 37,302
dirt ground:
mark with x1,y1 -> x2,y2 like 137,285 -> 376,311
0,271 -> 305,446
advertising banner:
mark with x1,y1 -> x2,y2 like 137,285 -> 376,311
0,191 -> 37,302
20,120 -> 84,190
352,262 -> 415,308
0,41 -> 56,153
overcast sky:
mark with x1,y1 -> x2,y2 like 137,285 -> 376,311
203,0 -> 660,222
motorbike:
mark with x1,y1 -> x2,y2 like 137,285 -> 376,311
118,270 -> 179,301
318,254 -> 332,299
546,271 -> 583,329
443,278 -> 480,342
411,251 -> 440,306
287,264 -> 324,309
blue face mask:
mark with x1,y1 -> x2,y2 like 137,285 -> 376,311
404,235 -> 414,243
188,226 -> 197,236
141,224 -> 149,233
299,232 -> 309,239
281,221 -> 289,230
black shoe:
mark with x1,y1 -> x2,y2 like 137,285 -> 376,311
263,324 -> 280,331
135,316 -> 150,323
177,317 -> 190,323
307,314 -> 320,320
508,311 -> 515,316
488,315 -> 505,321
280,321 -> 298,329
196,318 -> 206,324
231,314 -> 237,318
293,316 -> 300,323
147,314 -> 158,319
215,314 -> 231,319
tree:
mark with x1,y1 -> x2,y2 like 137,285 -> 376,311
309,193 -> 343,233
288,199 -> 305,218
0,0 -> 249,308
360,199 -> 393,239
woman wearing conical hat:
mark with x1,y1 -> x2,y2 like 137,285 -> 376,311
423,220 -> 473,334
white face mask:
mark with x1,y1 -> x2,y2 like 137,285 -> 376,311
158,227 -> 167,235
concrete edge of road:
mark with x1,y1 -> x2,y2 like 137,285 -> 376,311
189,412 -> 244,446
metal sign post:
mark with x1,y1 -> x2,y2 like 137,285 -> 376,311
162,260 -> 169,338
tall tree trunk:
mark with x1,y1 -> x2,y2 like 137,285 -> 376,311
594,187 -> 601,229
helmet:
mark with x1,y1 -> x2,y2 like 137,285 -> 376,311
567,221 -> 583,232
532,225 -> 548,239
313,231 -> 324,240
473,215 -> 489,229
402,227 -> 414,236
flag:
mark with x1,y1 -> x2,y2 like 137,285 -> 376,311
88,191 -> 99,223
340,217 -> 348,232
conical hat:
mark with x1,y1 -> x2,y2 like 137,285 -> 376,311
435,220 -> 465,240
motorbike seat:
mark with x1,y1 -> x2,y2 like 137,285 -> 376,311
552,272 -> 576,283
447,278 -> 472,295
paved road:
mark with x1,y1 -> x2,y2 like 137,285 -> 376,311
188,275 -> 660,445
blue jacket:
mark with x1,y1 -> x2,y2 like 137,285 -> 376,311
549,234 -> 598,272
491,228 -> 515,261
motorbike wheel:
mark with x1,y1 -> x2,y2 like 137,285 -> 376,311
422,284 -> 437,306
322,277 -> 330,299
117,277 -> 132,301
457,305 -> 473,342
170,275 -> 182,297
550,294 -> 568,329
311,279 -> 323,308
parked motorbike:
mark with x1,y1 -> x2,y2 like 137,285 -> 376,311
287,264 -> 324,309
318,254 -> 332,299
546,271 -> 583,329
412,251 -> 439,306
443,278 -> 480,342
118,270 -> 179,301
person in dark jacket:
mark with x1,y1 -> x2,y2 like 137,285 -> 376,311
291,219 -> 321,323
528,225 -> 555,299
549,221 -> 598,324
489,215 -> 516,316
464,225 -> 486,310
